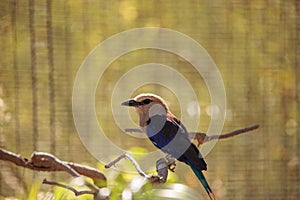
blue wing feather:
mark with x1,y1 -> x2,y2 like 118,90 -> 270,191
146,114 -> 207,171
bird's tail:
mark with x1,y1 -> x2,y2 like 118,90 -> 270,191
190,166 -> 215,200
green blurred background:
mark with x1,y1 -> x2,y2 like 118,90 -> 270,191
0,0 -> 299,199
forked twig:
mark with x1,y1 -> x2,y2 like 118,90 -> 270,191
105,153 -> 174,184
0,149 -> 106,182
0,148 -> 105,196
105,153 -> 150,179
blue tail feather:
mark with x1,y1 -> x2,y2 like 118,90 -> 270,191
190,165 -> 215,200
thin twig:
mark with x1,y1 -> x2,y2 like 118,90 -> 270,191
105,153 -> 150,179
105,153 -> 175,184
42,178 -> 95,196
190,124 -> 259,146
104,153 -> 126,169
208,124 -> 259,140
124,128 -> 143,133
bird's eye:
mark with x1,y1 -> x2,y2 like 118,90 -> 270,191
142,99 -> 152,105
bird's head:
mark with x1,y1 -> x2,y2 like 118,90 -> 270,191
122,93 -> 172,127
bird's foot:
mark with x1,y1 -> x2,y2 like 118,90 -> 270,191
165,155 -> 176,172
149,174 -> 165,184
168,163 -> 176,172
189,132 -> 207,147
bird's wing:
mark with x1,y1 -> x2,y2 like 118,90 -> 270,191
146,114 -> 207,171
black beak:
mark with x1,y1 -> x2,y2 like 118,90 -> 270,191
121,99 -> 141,107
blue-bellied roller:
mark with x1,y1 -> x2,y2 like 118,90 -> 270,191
122,93 -> 215,199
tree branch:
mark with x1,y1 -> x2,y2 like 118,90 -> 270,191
0,148 -> 106,183
124,124 -> 260,147
105,153 -> 175,184
0,124 -> 259,198
190,124 -> 259,147
124,128 -> 143,133
0,148 -> 106,194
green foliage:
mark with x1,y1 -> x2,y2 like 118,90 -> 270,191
28,181 -> 40,200
52,180 -> 93,200
92,178 -> 107,189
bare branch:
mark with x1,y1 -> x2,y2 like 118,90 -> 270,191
0,147 -> 106,194
31,152 -> 81,177
105,153 -> 176,184
124,124 -> 260,147
105,153 -> 150,179
0,148 -> 111,198
67,162 -> 106,182
42,178 -> 95,196
104,153 -> 126,169
124,128 -> 143,133
190,124 -> 259,147
0,148 -> 106,183
0,148 -> 31,168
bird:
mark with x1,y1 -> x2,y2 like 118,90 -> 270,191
122,93 -> 215,199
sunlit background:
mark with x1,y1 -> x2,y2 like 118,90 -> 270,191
0,1 -> 299,199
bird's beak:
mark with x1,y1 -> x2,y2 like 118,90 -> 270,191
121,99 -> 141,107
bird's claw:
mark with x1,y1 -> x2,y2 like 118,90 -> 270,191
168,163 -> 176,172
194,132 -> 207,147
149,174 -> 165,184
165,155 -> 176,172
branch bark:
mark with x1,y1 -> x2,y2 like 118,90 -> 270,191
0,148 -> 107,198
0,148 -> 106,185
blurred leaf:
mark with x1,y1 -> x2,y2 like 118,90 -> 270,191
93,178 -> 106,189
152,183 -> 204,200
28,181 -> 40,200
128,146 -> 148,155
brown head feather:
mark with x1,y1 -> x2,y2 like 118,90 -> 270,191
132,93 -> 177,127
